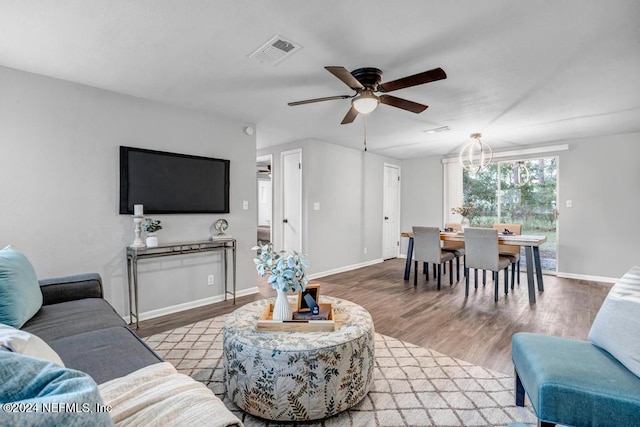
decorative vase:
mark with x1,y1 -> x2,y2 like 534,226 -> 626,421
461,217 -> 471,230
145,233 -> 158,247
272,289 -> 293,321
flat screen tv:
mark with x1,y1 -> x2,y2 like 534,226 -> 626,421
119,146 -> 230,214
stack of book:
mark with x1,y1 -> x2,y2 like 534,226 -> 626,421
292,306 -> 331,320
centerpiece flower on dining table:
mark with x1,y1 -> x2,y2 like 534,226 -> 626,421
451,203 -> 476,228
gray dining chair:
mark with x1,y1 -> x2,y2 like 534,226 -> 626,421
412,226 -> 455,289
441,222 -> 465,281
463,227 -> 511,302
492,222 -> 522,289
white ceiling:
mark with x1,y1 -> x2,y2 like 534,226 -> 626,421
1,0 -> 639,159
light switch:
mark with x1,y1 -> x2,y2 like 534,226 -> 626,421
313,202 -> 320,211
242,200 -> 249,210
566,200 -> 572,208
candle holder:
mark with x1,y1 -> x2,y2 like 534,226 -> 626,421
131,216 -> 146,248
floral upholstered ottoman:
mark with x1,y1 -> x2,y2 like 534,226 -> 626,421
223,296 -> 375,421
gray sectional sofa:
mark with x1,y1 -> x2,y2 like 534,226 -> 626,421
7,271 -> 243,426
21,273 -> 162,384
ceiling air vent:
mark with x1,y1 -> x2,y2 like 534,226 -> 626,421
249,35 -> 302,65
423,126 -> 450,134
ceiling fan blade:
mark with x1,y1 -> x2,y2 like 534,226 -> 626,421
379,95 -> 428,113
325,66 -> 365,90
288,95 -> 351,106
378,67 -> 447,93
341,105 -> 359,125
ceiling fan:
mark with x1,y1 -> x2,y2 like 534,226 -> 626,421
288,66 -> 447,124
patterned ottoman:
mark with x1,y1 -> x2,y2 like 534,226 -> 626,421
223,296 -> 375,421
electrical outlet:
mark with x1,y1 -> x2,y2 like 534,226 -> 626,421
242,200 -> 249,210
364,247 -> 368,254
207,275 -> 214,286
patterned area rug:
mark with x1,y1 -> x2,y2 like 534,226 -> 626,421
143,316 -> 537,426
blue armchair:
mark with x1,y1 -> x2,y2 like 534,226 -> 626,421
512,266 -> 640,426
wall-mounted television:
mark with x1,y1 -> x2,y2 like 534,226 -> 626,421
119,146 -> 230,214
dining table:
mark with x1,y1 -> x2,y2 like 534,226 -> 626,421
401,231 -> 547,304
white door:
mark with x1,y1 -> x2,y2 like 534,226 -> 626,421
281,149 -> 302,253
382,164 -> 401,259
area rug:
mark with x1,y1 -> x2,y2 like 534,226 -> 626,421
143,316 -> 537,427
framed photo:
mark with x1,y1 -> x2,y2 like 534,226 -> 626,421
297,284 -> 320,312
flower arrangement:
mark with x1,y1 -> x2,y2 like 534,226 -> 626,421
451,203 -> 476,219
252,242 -> 309,292
142,218 -> 162,234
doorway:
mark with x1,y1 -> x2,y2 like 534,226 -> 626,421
382,163 -> 401,259
463,157 -> 558,272
256,155 -> 272,246
281,149 -> 302,253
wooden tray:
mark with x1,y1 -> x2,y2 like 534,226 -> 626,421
257,303 -> 335,332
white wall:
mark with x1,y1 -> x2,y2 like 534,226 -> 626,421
399,156 -> 443,255
399,133 -> 640,281
0,66 -> 257,319
557,133 -> 640,279
258,139 -> 400,277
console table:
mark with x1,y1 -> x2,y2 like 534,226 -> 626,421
126,238 -> 236,328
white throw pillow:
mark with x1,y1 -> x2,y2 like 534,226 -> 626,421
588,265 -> 640,378
0,323 -> 65,367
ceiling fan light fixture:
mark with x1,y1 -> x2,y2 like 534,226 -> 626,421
352,91 -> 379,114
288,65 -> 446,124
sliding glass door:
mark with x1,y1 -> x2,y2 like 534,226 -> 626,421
463,157 -> 558,272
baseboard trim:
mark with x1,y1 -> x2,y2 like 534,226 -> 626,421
121,268 -> 616,324
307,258 -> 384,280
556,272 -> 617,284
123,287 -> 260,323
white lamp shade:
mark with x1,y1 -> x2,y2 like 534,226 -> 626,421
352,93 -> 379,114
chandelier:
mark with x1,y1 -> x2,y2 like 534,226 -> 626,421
459,133 -> 493,173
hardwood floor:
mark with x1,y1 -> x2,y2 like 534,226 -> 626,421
135,258 -> 611,375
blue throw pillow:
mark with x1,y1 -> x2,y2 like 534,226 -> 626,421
0,247 -> 43,328
0,349 -> 114,426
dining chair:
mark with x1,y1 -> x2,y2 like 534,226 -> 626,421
492,223 -> 522,289
412,226 -> 455,289
463,227 -> 511,302
441,222 -> 465,282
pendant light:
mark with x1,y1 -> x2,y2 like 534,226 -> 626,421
514,161 -> 531,187
459,133 -> 493,173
